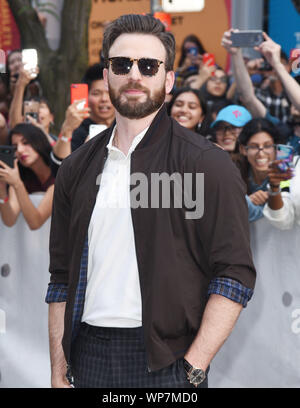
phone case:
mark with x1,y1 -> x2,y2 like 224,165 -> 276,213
71,84 -> 89,109
276,144 -> 294,172
231,31 -> 264,48
0,146 -> 15,168
203,53 -> 215,66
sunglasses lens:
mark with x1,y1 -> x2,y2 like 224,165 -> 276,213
138,59 -> 159,76
111,57 -> 132,75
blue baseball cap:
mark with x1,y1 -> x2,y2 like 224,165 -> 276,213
211,105 -> 252,128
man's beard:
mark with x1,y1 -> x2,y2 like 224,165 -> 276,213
108,80 -> 166,119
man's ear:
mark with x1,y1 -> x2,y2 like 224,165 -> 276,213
165,70 -> 175,95
103,68 -> 109,90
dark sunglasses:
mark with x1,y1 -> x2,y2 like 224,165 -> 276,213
108,57 -> 164,77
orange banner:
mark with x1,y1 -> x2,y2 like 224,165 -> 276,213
88,0 -> 231,70
0,0 -> 21,54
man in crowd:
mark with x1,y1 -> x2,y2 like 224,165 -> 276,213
46,14 -> 256,388
71,63 -> 115,151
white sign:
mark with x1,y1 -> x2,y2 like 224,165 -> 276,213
162,0 -> 205,13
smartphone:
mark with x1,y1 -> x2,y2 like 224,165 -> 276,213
23,100 -> 39,123
203,53 -> 215,67
276,144 -> 294,172
187,47 -> 198,56
0,146 -> 15,168
231,30 -> 264,48
89,124 -> 107,139
71,84 -> 88,110
22,49 -> 38,79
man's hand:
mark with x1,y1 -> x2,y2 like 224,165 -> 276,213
256,32 -> 281,69
249,190 -> 269,206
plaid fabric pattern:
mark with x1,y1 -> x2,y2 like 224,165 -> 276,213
46,238 -> 253,341
45,282 -> 68,303
71,323 -> 207,388
207,277 -> 253,307
71,236 -> 88,341
255,87 -> 291,123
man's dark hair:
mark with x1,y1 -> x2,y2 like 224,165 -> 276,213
102,14 -> 175,72
81,63 -> 105,90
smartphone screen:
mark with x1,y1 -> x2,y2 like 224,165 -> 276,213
188,47 -> 198,56
22,49 -> 38,78
71,84 -> 89,110
276,144 -> 294,172
23,100 -> 39,123
0,146 -> 15,168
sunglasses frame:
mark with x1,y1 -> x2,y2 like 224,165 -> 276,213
108,57 -> 164,77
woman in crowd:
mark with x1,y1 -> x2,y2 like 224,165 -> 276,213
238,117 -> 285,222
175,34 -> 206,88
6,49 -> 41,99
210,104 -> 252,157
199,68 -> 231,111
0,123 -> 54,230
167,87 -> 206,134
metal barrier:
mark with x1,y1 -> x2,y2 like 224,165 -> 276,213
0,196 -> 299,387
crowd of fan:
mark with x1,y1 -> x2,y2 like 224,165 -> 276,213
0,28 -> 300,231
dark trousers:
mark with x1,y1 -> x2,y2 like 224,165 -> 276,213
70,323 -> 208,388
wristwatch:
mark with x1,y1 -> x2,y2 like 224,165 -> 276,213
267,184 -> 281,196
183,358 -> 206,387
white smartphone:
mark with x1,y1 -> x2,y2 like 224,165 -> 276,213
22,49 -> 38,78
89,124 -> 107,139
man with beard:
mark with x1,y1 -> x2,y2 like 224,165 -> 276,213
46,14 -> 256,388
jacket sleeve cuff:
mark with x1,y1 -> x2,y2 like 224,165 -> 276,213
208,277 -> 254,308
45,282 -> 68,303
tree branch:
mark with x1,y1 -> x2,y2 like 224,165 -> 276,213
7,0 -> 49,51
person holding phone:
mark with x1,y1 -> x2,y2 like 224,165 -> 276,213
8,64 -> 39,126
238,117 -> 289,222
50,99 -> 90,176
71,63 -> 115,151
175,35 -> 206,87
46,14 -> 255,389
0,123 -> 54,230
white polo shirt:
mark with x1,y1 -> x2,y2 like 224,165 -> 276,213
81,126 -> 149,328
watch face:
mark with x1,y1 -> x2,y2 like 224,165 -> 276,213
189,369 -> 205,385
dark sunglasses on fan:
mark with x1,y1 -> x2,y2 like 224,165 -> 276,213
108,57 -> 164,77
